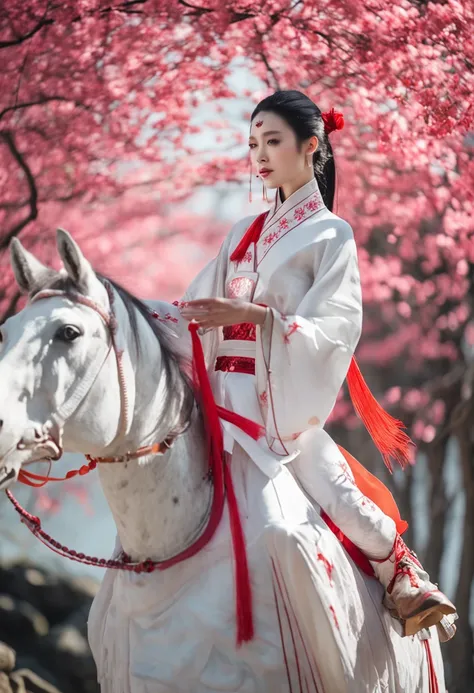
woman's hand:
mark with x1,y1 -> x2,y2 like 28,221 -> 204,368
180,298 -> 267,328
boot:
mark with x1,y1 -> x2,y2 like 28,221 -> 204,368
370,535 -> 457,637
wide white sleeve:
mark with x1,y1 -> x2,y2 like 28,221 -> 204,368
255,223 -> 362,454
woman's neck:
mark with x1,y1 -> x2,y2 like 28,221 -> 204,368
279,172 -> 315,202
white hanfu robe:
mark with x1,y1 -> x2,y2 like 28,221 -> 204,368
183,178 -> 396,558
88,178 -> 446,693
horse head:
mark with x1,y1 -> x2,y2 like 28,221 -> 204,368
0,230 -> 137,489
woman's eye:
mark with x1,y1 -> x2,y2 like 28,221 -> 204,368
249,143 -> 257,149
268,139 -> 280,145
55,325 -> 82,342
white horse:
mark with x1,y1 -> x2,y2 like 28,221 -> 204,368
0,230 -> 446,693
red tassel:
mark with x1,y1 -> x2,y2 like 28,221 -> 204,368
229,212 -> 268,263
188,322 -> 254,645
224,462 -> 254,644
346,356 -> 414,473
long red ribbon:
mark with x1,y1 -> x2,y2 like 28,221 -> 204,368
188,321 -> 254,644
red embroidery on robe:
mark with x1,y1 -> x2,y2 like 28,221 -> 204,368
215,356 -> 255,374
259,390 -> 268,406
329,605 -> 340,630
361,497 -> 377,512
223,322 -> 256,341
263,231 -> 280,247
339,460 -> 353,482
151,310 -> 178,324
278,218 -> 289,231
294,206 -> 306,221
227,276 -> 256,299
306,198 -> 323,212
283,321 -> 300,343
240,250 -> 252,264
317,552 -> 334,585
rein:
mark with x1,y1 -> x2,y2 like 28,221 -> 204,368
5,285 -> 262,644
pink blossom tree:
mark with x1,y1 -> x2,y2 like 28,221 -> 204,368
1,2 -> 473,688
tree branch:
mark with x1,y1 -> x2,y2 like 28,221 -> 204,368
0,95 -> 94,122
0,131 -> 38,249
0,17 -> 54,49
0,1 -> 151,50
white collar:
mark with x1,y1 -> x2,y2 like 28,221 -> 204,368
274,177 -> 321,212
257,178 -> 326,263
263,178 -> 325,235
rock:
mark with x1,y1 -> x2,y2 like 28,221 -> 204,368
0,643 -> 15,674
0,596 -> 48,641
0,564 -> 98,626
41,625 -> 96,680
12,657 -> 61,693
11,670 -> 62,693
64,605 -> 91,639
0,559 -> 99,693
6,673 -> 25,693
0,672 -> 13,693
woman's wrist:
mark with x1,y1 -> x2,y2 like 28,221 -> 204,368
248,304 -> 268,325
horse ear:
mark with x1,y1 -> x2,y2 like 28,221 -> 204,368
9,238 -> 56,295
56,229 -> 95,293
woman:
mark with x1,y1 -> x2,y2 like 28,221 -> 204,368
180,90 -> 456,640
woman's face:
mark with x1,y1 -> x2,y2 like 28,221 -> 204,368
248,111 -> 317,193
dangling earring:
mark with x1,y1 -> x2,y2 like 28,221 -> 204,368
262,180 -> 269,202
306,154 -> 312,169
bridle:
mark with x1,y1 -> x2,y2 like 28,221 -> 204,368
5,282 -> 195,571
20,282 -> 178,484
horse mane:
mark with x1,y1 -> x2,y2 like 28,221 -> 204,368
31,272 -> 196,439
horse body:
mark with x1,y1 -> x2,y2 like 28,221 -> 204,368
0,232 -> 446,692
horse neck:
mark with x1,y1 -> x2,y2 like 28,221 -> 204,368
97,299 -> 212,562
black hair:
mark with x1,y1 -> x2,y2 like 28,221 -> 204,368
251,90 -> 336,210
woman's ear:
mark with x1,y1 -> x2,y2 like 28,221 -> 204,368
307,135 -> 318,156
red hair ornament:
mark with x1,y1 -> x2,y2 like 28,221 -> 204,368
322,108 -> 344,135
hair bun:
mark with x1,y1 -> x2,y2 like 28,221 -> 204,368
321,108 -> 344,135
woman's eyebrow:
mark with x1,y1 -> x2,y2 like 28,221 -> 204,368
248,130 -> 282,139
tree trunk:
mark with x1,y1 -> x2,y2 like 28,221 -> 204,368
445,408 -> 474,692
422,438 -> 448,579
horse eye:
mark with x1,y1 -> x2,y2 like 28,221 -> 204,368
55,325 -> 82,342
